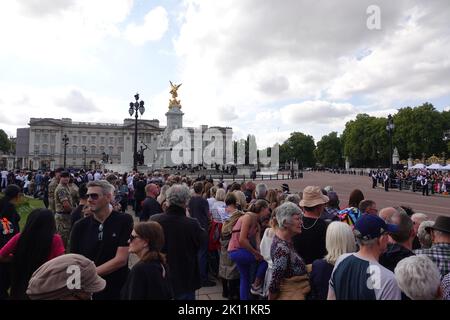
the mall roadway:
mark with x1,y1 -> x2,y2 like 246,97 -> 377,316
247,172 -> 449,220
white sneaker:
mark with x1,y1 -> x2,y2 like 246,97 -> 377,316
250,284 -> 264,296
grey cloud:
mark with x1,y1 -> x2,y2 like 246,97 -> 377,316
19,0 -> 75,17
200,0 -> 410,74
281,100 -> 356,125
258,76 -> 289,95
217,106 -> 238,121
57,90 -> 98,112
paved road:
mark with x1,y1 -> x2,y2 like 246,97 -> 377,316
256,172 -> 449,220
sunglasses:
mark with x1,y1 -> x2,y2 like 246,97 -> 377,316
98,224 -> 103,241
87,193 -> 100,200
129,234 -> 140,242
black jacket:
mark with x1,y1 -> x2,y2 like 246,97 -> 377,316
379,243 -> 415,272
121,260 -> 172,300
150,205 -> 205,295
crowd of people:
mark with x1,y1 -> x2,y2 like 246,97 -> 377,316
370,169 -> 450,195
0,166 -> 449,300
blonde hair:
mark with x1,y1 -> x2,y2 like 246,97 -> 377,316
233,191 -> 247,210
215,188 -> 226,202
324,222 -> 357,265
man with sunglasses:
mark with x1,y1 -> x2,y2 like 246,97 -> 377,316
328,214 -> 401,300
70,180 -> 133,300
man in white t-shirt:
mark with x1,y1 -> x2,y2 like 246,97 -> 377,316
94,170 -> 102,181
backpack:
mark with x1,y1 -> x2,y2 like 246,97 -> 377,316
208,220 -> 222,251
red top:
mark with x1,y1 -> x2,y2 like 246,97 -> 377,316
0,233 -> 65,260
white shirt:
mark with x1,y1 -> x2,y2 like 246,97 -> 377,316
211,201 -> 226,223
94,172 -> 102,181
1,171 -> 8,179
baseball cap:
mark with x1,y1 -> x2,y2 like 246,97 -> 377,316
354,214 -> 399,240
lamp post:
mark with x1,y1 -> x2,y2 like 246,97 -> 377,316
386,114 -> 395,171
129,93 -> 145,171
62,134 -> 69,170
82,146 -> 87,169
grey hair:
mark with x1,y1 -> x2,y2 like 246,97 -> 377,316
87,180 -> 115,195
355,237 -> 379,247
285,194 -> 301,205
276,202 -> 302,229
411,213 -> 428,222
394,255 -> 441,300
166,184 -> 191,207
417,220 -> 434,249
255,183 -> 267,198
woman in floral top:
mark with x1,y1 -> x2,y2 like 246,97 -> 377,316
269,202 -> 307,299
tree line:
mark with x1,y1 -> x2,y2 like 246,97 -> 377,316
277,103 -> 449,168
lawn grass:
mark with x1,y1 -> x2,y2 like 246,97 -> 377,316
0,193 -> 45,230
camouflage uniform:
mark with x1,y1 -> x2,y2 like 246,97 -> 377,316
54,183 -> 74,248
69,183 -> 80,206
47,177 -> 59,213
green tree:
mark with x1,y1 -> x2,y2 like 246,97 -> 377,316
315,132 -> 343,167
393,103 -> 446,159
341,114 -> 389,167
280,132 -> 316,168
0,129 -> 11,153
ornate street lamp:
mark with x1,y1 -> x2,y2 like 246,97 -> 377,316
386,114 -> 395,170
129,93 -> 145,171
62,134 -> 69,170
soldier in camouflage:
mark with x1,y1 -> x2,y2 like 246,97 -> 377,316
68,177 -> 80,206
48,168 -> 63,213
54,171 -> 75,248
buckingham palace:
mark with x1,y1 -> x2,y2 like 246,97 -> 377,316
15,83 -> 233,171
15,117 -> 164,171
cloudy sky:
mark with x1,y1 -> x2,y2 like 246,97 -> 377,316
1,0 -> 449,148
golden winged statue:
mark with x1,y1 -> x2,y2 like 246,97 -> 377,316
169,81 -> 182,108
169,81 -> 182,99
